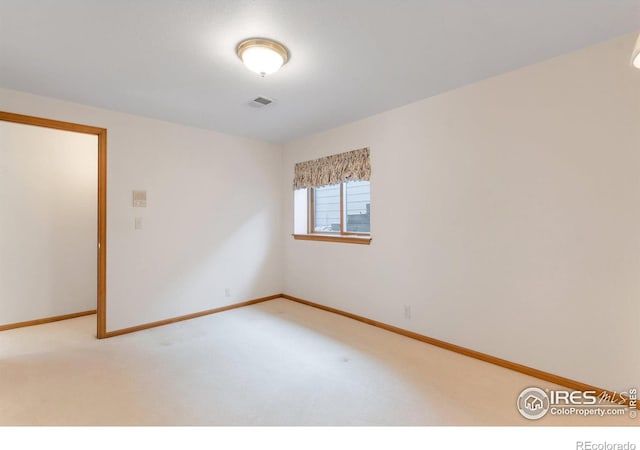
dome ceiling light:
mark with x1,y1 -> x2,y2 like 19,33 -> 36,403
237,38 -> 289,77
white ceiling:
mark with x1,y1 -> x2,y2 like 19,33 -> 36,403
1,0 -> 638,143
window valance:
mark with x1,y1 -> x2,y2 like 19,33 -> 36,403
293,147 -> 370,190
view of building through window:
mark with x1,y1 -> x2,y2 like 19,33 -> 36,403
345,181 -> 370,232
313,181 -> 370,233
313,184 -> 340,232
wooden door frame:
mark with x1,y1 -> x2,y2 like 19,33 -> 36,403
0,111 -> 108,339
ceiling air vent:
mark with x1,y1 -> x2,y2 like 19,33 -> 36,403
250,96 -> 273,107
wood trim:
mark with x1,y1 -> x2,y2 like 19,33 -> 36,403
0,310 -> 96,331
0,111 -> 105,135
103,294 -> 282,338
97,127 -> 107,338
0,111 -> 108,339
339,183 -> 345,233
308,188 -> 314,234
293,233 -> 372,245
280,294 -> 629,406
306,183 -> 371,239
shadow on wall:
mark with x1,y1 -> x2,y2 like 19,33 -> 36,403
108,145 -> 282,330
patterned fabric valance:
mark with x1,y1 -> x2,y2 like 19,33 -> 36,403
293,147 -> 370,190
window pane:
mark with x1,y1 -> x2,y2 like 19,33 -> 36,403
314,184 -> 341,232
345,180 -> 370,233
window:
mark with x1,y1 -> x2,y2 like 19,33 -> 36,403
292,147 -> 371,244
309,181 -> 371,234
344,180 -> 371,233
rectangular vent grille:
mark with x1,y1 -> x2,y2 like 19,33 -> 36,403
253,96 -> 273,105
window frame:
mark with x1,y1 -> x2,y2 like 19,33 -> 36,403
292,181 -> 371,244
308,182 -> 370,236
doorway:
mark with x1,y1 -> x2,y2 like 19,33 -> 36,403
0,111 -> 107,338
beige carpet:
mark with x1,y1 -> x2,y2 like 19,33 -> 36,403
0,298 -> 633,426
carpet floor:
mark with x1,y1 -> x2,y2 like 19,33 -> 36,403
0,298 -> 633,426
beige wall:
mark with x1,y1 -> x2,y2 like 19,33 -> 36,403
0,122 -> 97,325
282,33 -> 640,391
0,88 -> 284,332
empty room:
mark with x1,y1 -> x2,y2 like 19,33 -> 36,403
1,0 -> 639,446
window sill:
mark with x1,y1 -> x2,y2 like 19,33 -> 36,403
292,234 -> 372,245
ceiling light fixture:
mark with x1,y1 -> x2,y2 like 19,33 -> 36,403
633,33 -> 640,69
237,38 -> 289,77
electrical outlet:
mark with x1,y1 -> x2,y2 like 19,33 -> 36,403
403,305 -> 411,320
224,288 -> 231,298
